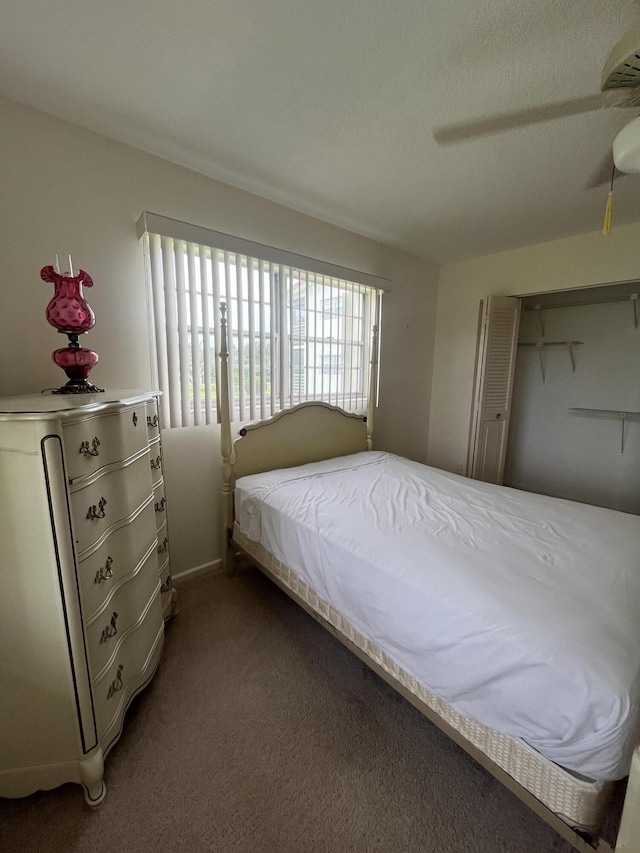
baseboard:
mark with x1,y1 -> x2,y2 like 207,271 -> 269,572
172,558 -> 223,585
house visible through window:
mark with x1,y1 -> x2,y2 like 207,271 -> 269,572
137,213 -> 388,428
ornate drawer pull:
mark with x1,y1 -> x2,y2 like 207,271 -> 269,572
79,436 -> 100,457
132,412 -> 138,427
107,664 -> 124,699
147,414 -> 159,428
86,497 -> 107,520
100,611 -> 119,644
160,575 -> 172,594
155,496 -> 166,513
157,537 -> 169,554
94,556 -> 113,584
150,455 -> 162,470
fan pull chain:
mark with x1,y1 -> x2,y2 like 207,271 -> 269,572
603,164 -> 615,235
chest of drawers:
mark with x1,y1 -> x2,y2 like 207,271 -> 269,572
0,391 -> 174,805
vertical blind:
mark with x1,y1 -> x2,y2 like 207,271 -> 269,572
137,214 -> 388,429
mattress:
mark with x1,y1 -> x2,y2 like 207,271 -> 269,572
235,451 -> 640,782
234,526 -> 612,832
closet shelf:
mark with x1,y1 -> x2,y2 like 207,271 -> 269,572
568,408 -> 640,421
568,408 -> 640,454
524,292 -> 639,332
517,341 -> 583,382
518,341 -> 584,348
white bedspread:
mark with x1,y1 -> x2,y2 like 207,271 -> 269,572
235,451 -> 640,781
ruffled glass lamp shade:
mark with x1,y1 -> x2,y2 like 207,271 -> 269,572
42,265 -> 96,332
41,265 -> 103,394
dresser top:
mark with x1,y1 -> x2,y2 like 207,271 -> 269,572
0,390 -> 159,419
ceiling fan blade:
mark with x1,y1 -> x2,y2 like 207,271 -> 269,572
433,94 -> 607,144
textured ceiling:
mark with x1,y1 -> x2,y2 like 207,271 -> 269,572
1,0 -> 640,264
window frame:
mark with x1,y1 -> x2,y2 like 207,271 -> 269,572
137,212 -> 389,428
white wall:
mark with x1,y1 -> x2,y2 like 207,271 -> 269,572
429,222 -> 640,474
0,96 -> 438,576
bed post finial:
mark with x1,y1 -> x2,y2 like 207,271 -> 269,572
367,323 -> 378,451
219,302 -> 235,574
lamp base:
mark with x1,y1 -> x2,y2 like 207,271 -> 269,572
51,333 -> 103,394
52,379 -> 105,395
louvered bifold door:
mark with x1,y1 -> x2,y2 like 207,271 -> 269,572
468,296 -> 521,484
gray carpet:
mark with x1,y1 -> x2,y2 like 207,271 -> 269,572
1,567 -> 598,852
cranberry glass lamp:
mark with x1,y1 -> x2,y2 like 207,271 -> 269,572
41,262 -> 104,394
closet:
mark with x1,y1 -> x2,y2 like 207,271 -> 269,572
503,281 -> 640,514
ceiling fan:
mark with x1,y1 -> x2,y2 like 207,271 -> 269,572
433,18 -> 640,176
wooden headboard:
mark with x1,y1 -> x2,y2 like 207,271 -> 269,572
232,401 -> 369,480
219,303 -> 378,572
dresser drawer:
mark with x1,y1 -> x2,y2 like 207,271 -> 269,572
148,437 -> 164,486
71,453 -> 153,556
64,404 -> 148,484
155,517 -> 170,562
159,557 -> 171,596
93,586 -> 163,739
85,546 -> 160,681
159,559 -> 172,620
155,515 -> 172,618
152,479 -> 167,528
145,399 -> 160,439
78,498 -> 158,620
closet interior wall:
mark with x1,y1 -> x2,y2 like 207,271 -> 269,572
504,281 -> 640,514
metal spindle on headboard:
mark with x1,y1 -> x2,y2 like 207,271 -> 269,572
219,303 -> 235,574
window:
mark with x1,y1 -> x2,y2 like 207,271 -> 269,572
137,213 -> 388,428
323,295 -> 342,319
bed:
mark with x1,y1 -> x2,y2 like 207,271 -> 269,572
218,315 -> 640,853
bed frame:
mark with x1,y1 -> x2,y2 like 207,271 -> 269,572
218,305 -> 640,853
